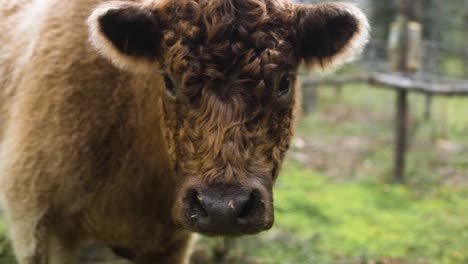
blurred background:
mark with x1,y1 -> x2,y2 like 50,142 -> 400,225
1,0 -> 468,263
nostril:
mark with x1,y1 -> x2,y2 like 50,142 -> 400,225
238,190 -> 261,220
186,189 -> 207,220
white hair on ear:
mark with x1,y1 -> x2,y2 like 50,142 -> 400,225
87,1 -> 159,74
309,3 -> 370,73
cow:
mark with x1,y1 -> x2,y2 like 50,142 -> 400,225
0,0 -> 369,263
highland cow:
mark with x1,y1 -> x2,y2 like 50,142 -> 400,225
0,0 -> 369,263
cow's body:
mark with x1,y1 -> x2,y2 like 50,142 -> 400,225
0,0 -> 369,263
0,1 -> 192,262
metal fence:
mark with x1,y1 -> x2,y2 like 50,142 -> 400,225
299,0 -> 468,82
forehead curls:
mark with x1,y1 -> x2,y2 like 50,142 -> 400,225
155,0 -> 297,94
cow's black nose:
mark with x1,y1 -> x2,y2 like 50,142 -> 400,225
184,185 -> 266,235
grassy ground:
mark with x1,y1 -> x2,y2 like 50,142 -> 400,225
0,217 -> 14,263
1,82 -> 468,263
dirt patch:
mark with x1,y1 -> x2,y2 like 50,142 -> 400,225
289,135 -> 376,181
289,134 -> 468,187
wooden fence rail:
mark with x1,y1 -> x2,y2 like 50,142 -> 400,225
300,72 -> 468,182
302,73 -> 468,96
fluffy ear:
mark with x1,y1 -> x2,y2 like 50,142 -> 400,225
294,2 -> 370,71
88,1 -> 162,73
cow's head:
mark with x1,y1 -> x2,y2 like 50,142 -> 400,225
88,0 -> 369,236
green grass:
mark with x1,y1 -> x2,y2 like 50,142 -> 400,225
269,161 -> 468,264
0,218 -> 15,263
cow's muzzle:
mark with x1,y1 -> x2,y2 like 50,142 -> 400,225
180,184 -> 273,236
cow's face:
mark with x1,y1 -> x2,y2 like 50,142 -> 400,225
88,0 -> 368,236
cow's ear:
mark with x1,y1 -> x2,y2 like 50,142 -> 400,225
88,1 -> 162,73
294,3 -> 369,71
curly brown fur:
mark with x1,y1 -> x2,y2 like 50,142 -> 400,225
156,0 -> 298,181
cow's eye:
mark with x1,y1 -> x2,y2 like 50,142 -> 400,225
278,75 -> 291,97
164,74 -> 176,96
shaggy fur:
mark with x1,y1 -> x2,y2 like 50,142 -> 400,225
0,0 -> 368,263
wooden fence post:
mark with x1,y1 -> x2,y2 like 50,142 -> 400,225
393,0 -> 409,183
393,0 -> 421,183
395,90 -> 408,183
